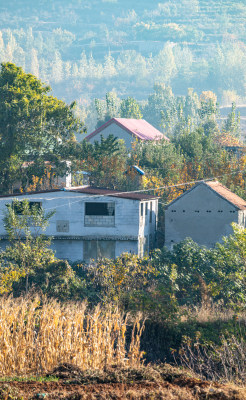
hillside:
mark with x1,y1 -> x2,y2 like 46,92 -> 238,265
0,0 -> 245,105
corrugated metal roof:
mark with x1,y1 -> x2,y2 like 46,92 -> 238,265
69,186 -> 159,201
0,186 -> 158,201
0,189 -> 61,199
86,118 -> 169,142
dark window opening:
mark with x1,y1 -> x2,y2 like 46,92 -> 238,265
171,210 -> 176,213
149,202 -> 152,223
195,210 -> 200,213
85,202 -> 115,216
12,201 -> 42,215
145,202 -> 148,215
141,203 -> 144,217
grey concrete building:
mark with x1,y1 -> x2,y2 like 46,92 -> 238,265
0,186 -> 159,263
165,180 -> 246,248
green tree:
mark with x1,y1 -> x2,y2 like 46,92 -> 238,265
157,223 -> 246,307
0,199 -> 55,294
79,135 -> 128,189
212,223 -> 246,306
223,102 -> 241,138
86,253 -> 178,319
120,96 -> 143,119
143,84 -> 176,130
0,62 -> 84,193
95,91 -> 121,128
0,199 -> 85,299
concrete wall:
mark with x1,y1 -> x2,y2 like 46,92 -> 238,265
51,239 -> 139,263
0,191 -> 158,261
51,239 -> 83,261
165,184 -> 244,248
138,199 -> 158,255
87,122 -> 134,148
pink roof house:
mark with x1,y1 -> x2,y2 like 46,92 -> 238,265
85,118 -> 169,148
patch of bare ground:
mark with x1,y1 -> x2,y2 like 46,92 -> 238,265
1,364 -> 245,400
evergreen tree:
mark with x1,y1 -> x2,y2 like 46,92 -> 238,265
51,51 -> 63,83
79,51 -> 88,78
104,52 -> 117,77
30,48 -> 39,78
223,102 -> 241,138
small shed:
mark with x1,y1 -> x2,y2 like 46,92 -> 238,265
165,180 -> 246,248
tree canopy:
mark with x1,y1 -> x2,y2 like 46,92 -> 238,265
0,62 -> 84,193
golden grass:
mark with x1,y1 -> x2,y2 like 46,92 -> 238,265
0,296 -> 144,376
180,303 -> 246,324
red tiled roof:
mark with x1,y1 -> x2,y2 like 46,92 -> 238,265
167,180 -> 246,210
68,186 -> 159,201
205,181 -> 246,210
85,118 -> 169,142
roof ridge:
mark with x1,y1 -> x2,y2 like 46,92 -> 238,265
204,180 -> 246,209
86,118 -> 169,142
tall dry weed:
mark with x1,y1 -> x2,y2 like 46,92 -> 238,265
0,296 -> 144,376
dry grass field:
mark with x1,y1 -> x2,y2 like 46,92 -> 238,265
0,296 -> 245,399
0,296 -> 143,376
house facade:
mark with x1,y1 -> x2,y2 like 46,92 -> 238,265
85,118 -> 169,148
165,181 -> 246,249
0,186 -> 158,262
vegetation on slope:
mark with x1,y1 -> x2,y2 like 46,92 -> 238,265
0,0 -> 245,106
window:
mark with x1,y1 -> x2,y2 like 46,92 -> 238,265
12,201 -> 42,215
145,202 -> 148,215
149,234 -> 154,250
85,202 -> 115,216
149,202 -> 152,223
141,203 -> 144,217
84,202 -> 115,227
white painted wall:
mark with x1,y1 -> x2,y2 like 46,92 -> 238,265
87,122 -> 134,148
0,191 -> 158,262
165,184 -> 245,248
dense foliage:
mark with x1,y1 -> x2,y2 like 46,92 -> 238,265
0,62 -> 84,193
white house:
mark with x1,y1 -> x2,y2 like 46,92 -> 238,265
0,186 -> 159,262
165,180 -> 246,249
85,118 -> 169,148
